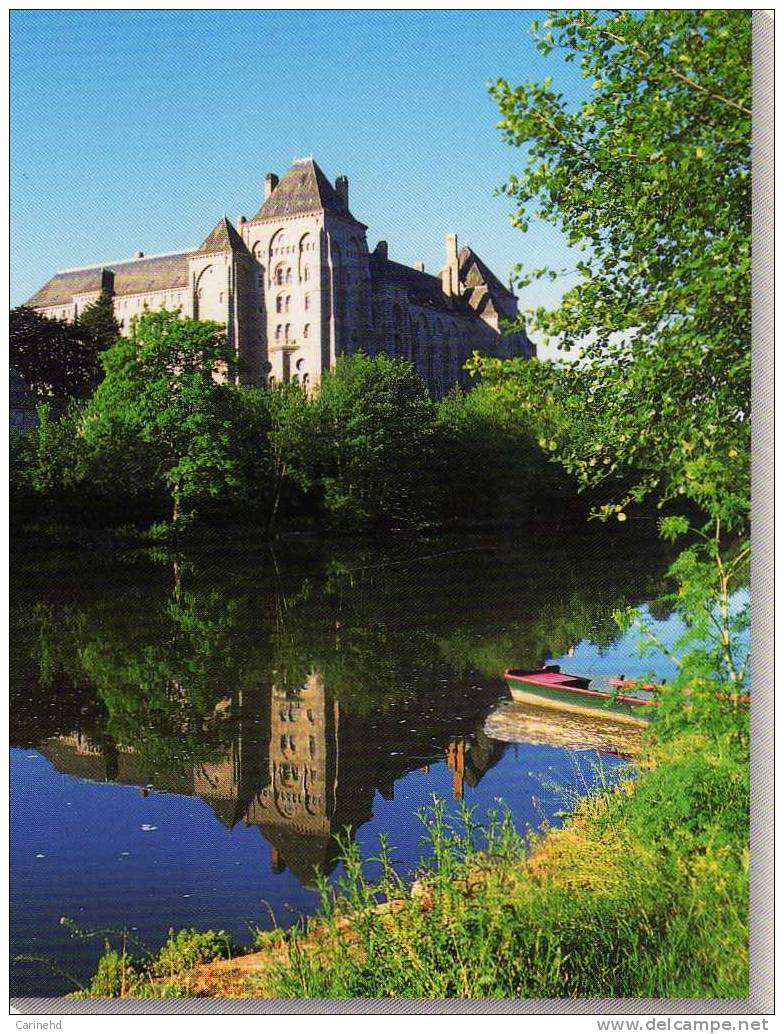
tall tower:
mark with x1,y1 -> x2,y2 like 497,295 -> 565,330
240,158 -> 372,389
187,217 -> 258,382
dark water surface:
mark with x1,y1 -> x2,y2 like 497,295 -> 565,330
10,526 -> 678,996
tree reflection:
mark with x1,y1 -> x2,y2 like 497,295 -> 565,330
11,526 -> 674,883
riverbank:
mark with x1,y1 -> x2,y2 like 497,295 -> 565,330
11,504 -> 612,557
71,721 -> 748,999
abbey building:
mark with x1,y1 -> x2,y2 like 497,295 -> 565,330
25,157 -> 535,394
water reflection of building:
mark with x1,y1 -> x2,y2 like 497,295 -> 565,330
244,673 -> 354,882
34,672 -> 504,886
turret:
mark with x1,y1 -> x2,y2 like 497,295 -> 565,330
335,175 -> 349,209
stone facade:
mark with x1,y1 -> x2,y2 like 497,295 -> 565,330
25,158 -> 535,394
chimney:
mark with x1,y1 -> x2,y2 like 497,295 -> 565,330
335,175 -> 349,208
134,250 -> 144,259
237,214 -> 247,226
414,261 -> 425,272
100,268 -> 114,293
443,233 -> 459,297
375,240 -> 388,261
264,173 -> 279,199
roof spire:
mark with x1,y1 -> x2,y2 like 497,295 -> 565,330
251,157 -> 364,225
193,216 -> 250,256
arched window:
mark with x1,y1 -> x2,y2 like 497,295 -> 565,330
268,374 -> 276,386
302,373 -> 310,392
303,323 -> 310,339
269,228 -> 286,260
275,325 -> 283,341
285,295 -> 291,312
302,266 -> 310,282
274,265 -> 285,286
304,294 -> 311,310
299,233 -> 314,280
285,267 -> 292,284
285,323 -> 291,341
276,295 -> 284,313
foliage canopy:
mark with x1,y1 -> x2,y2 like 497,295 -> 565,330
10,306 -> 103,399
474,10 -> 751,529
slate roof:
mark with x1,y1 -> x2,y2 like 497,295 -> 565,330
194,216 -> 250,256
26,252 -> 191,308
252,157 -> 361,223
26,268 -> 105,308
369,253 -> 457,314
371,241 -> 517,321
111,253 -> 190,295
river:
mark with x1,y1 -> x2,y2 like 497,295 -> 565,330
10,524 -> 680,997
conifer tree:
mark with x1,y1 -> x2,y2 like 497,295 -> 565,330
77,289 -> 121,353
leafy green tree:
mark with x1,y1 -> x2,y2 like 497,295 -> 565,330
10,306 -> 102,399
9,401 -> 88,523
474,10 -> 750,531
77,289 -> 121,353
81,309 -> 244,524
433,383 -> 571,526
262,382 -> 317,533
313,353 -> 436,528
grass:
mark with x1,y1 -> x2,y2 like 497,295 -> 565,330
264,727 -> 748,999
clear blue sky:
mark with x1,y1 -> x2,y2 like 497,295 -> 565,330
11,10 -> 590,351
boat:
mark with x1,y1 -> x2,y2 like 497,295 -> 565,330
503,665 -> 655,725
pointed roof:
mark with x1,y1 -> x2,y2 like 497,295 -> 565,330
457,245 -> 516,300
251,158 -> 363,224
193,216 -> 250,256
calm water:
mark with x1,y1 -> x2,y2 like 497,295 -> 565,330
10,526 -> 679,997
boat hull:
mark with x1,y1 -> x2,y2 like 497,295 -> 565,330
504,669 -> 653,725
